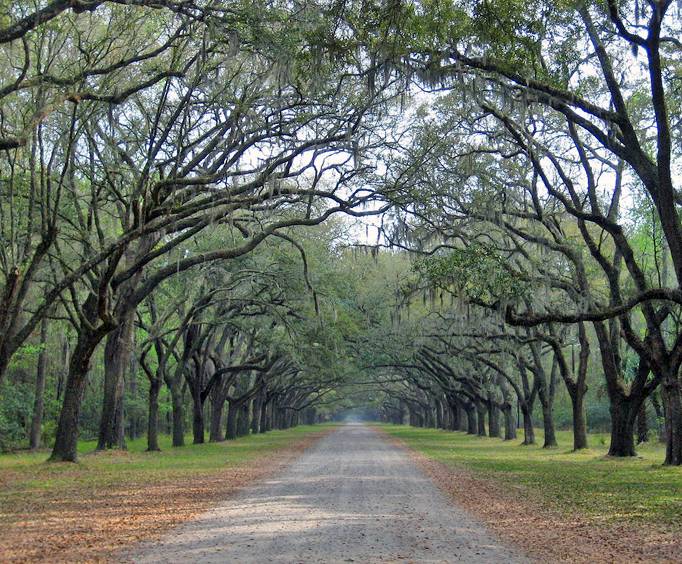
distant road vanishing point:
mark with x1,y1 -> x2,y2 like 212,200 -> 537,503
129,424 -> 526,563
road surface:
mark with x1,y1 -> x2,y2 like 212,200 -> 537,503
129,424 -> 526,563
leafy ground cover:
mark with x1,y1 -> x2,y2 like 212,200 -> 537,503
379,425 -> 682,562
380,426 -> 681,525
0,424 -> 334,562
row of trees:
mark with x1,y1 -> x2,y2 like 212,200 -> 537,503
357,0 -> 682,465
2,0 -> 682,467
0,0 -> 399,460
3,221 -> 372,455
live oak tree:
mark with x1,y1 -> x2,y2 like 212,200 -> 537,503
3,0 -> 682,470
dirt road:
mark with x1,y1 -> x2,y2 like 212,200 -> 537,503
128,424 -> 526,563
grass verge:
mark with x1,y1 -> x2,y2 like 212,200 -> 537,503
0,424 -> 334,562
378,425 -> 682,563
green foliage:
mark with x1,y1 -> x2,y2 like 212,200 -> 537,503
0,380 -> 32,451
413,244 -> 528,304
8,343 -> 43,371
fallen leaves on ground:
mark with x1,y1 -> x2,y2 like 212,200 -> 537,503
381,431 -> 681,564
0,431 -> 329,563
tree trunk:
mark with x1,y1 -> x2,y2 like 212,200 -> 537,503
571,323 -> 590,450
56,335 -> 70,401
520,403 -> 535,445
465,403 -> 477,434
237,401 -> 250,436
251,395 -> 262,434
536,351 -> 558,448
147,378 -> 161,451
594,321 -> 640,457
97,314 -> 133,450
637,403 -> 649,444
440,402 -> 450,430
423,405 -> 432,427
0,351 -> 10,391
448,401 -> 460,430
171,387 -> 185,447
209,395 -> 225,442
114,374 -> 126,447
225,402 -> 238,439
662,378 -> 682,465
571,388 -> 589,450
29,317 -> 49,450
608,397 -> 637,457
541,400 -> 558,448
281,409 -> 291,429
475,402 -> 486,437
435,400 -> 444,429
502,403 -> 516,440
259,399 -> 269,433
458,401 -> 469,431
128,343 -> 138,439
261,401 -> 275,433
651,392 -> 666,442
192,391 -> 204,444
265,402 -> 274,431
50,296 -> 111,462
488,399 -> 500,438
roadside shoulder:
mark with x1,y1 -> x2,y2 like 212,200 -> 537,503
374,427 -> 679,564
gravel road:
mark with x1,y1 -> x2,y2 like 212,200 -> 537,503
128,424 -> 526,563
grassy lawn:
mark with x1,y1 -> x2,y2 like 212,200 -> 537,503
0,424 -> 335,524
379,425 -> 682,527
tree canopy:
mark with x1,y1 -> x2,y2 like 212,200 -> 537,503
1,0 -> 682,469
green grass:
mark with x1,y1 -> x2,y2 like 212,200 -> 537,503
0,424 -> 335,520
379,425 -> 682,527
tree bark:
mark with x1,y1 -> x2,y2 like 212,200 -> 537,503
97,313 -> 134,450
571,388 -> 589,450
457,400 -> 468,431
520,403 -> 535,445
533,344 -> 558,448
237,401 -> 250,436
29,317 -> 49,450
128,342 -> 139,439
435,400 -> 444,429
251,394 -> 262,434
265,401 -> 274,431
147,378 -> 161,451
50,295 -> 112,462
259,398 -> 269,433
662,378 -> 682,465
465,402 -> 477,434
192,388 -> 205,444
541,399 -> 557,448
608,397 -> 638,457
225,401 -> 238,439
593,321 -> 647,457
171,387 -> 185,447
502,403 -> 516,440
637,402 -> 649,444
209,394 -> 225,442
488,398 -> 500,438
651,392 -> 666,442
475,401 -> 487,437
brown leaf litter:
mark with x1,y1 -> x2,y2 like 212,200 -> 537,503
378,429 -> 681,564
0,430 -> 330,563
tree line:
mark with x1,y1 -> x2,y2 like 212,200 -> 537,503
0,0 -> 392,460
2,0 -> 682,466
356,0 -> 682,466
